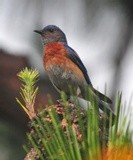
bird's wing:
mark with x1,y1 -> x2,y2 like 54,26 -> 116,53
64,45 -> 93,86
65,45 -> 112,104
92,88 -> 112,104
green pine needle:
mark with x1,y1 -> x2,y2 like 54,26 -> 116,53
16,67 -> 39,119
16,68 -> 133,160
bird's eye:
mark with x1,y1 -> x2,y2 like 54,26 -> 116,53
49,28 -> 55,33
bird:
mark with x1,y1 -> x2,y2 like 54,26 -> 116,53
34,25 -> 114,116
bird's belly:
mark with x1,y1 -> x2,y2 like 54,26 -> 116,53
47,64 -> 87,96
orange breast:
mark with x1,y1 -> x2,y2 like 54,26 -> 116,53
43,42 -> 84,80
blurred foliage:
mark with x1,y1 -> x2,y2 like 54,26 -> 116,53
17,68 -> 133,160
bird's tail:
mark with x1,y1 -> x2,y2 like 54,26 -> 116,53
83,87 -> 116,119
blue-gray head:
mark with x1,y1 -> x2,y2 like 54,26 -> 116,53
34,25 -> 67,45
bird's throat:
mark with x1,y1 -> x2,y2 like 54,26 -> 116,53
44,42 -> 67,62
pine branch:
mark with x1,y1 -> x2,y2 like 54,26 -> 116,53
16,68 -> 133,160
16,67 -> 39,119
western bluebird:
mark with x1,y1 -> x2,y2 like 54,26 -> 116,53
34,25 -> 114,115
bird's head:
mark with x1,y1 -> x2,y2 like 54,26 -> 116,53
34,25 -> 67,45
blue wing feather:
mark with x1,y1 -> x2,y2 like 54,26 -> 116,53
64,44 -> 112,104
64,44 -> 93,86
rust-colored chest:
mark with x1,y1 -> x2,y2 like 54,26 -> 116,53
43,42 -> 68,69
43,42 -> 84,80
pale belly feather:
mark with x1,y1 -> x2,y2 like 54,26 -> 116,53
47,64 -> 88,97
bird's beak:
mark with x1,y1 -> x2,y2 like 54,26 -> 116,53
34,30 -> 43,35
